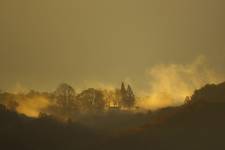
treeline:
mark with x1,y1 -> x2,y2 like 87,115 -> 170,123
0,82 -> 136,120
1,82 -> 225,150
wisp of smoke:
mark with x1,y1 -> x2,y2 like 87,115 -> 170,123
138,56 -> 224,110
3,56 -> 223,116
16,96 -> 50,118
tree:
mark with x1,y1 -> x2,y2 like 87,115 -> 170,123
103,89 -> 121,108
114,88 -> 122,107
120,82 -> 128,107
121,82 -> 126,98
77,88 -> 105,113
54,83 -> 77,116
27,90 -> 41,97
119,82 -> 136,109
126,85 -> 135,108
184,96 -> 191,104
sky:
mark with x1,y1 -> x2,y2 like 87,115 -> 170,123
0,0 -> 225,92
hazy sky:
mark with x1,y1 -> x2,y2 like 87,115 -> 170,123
0,0 -> 225,91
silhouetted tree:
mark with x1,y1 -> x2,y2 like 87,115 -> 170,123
54,83 -> 77,116
126,85 -> 135,108
103,89 -> 121,108
121,82 -> 126,97
77,88 -> 105,113
115,88 -> 122,106
120,82 -> 128,108
119,82 -> 135,109
184,96 -> 191,104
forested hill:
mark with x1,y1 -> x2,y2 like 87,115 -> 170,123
0,104 -> 102,150
106,81 -> 225,150
190,81 -> 225,103
1,82 -> 225,150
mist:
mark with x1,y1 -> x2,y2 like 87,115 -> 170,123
1,0 -> 225,149
138,56 -> 224,110
0,56 -> 223,119
16,96 -> 50,117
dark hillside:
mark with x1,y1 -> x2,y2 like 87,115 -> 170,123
1,82 -> 225,150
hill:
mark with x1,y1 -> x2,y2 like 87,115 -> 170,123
1,82 -> 225,150
105,82 -> 225,150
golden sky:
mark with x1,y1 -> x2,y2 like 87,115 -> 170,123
0,0 -> 225,91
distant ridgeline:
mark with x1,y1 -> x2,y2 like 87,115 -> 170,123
1,82 -> 225,150
0,82 -> 136,119
190,81 -> 225,103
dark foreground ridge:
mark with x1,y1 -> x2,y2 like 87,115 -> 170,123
1,82 -> 225,150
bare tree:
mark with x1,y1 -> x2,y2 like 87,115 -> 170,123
77,88 -> 105,113
54,83 -> 77,117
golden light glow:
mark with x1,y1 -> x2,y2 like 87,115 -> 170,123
16,96 -> 50,117
138,56 -> 223,110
